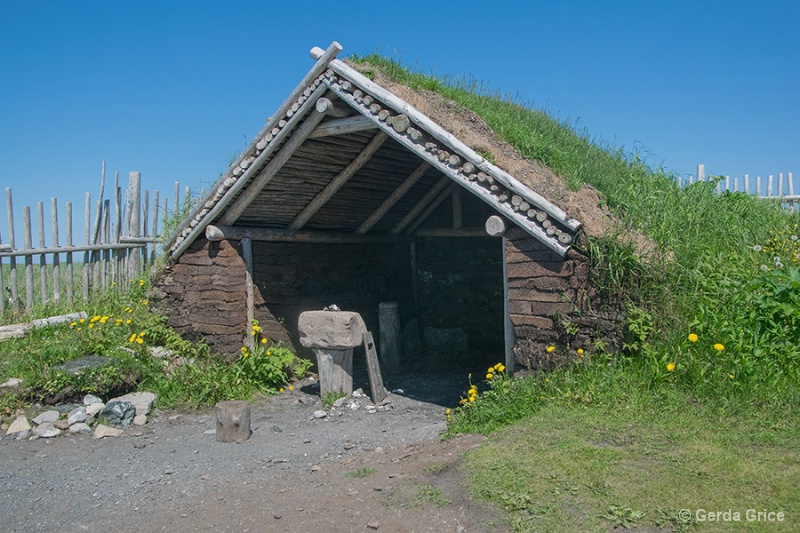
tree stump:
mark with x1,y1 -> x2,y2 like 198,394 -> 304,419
215,400 -> 251,443
315,348 -> 353,397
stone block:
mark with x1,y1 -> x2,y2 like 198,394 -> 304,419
298,311 -> 364,349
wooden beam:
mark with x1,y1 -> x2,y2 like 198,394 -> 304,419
356,162 -> 430,234
219,97 -> 335,227
206,225 -> 409,244
286,131 -> 389,232
485,215 -> 506,237
451,187 -> 463,229
242,237 -> 255,350
0,242 -> 145,258
390,177 -> 450,235
309,115 -> 378,139
502,237 -> 514,372
405,184 -> 456,235
415,228 -> 492,238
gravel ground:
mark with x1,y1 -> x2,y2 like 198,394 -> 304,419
0,368 -> 509,533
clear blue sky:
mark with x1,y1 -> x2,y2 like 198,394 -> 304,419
1,1 -> 797,245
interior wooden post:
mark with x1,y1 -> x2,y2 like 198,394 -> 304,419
242,237 -> 255,349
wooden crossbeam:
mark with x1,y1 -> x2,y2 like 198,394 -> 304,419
356,162 -> 430,234
219,98 -> 335,227
390,176 -> 450,235
406,183 -> 456,235
286,131 -> 389,232
205,225 -> 408,244
309,115 -> 378,139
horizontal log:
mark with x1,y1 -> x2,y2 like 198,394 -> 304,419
206,225 -> 410,244
0,242 -> 145,258
414,228 -> 490,238
309,115 -> 378,138
0,311 -> 88,341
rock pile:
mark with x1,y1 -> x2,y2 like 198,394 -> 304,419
1,391 -> 157,441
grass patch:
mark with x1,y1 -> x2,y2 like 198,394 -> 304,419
346,467 -> 375,478
412,484 -> 450,508
466,399 -> 800,532
322,391 -> 346,407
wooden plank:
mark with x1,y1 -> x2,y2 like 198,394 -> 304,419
745,174 -> 750,195
242,236 -> 255,350
390,177 -> 450,235
768,175 -> 774,197
356,162 -> 430,234
287,130 -> 389,232
65,202 -> 73,304
790,172 -> 795,197
451,187 -> 463,229
102,199 -> 110,289
92,199 -> 102,291
363,331 -> 387,403
320,57 -> 580,231
217,94 -> 333,227
697,163 -> 706,182
51,198 -> 60,301
309,115 -> 378,138
151,190 -> 160,264
5,188 -> 17,308
23,206 -> 33,311
205,225 -> 409,244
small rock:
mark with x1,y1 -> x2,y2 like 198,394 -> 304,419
93,424 -> 124,439
0,377 -> 22,388
273,425 -> 283,433
168,414 -> 183,424
133,441 -> 146,449
85,403 -> 105,417
6,416 -> 31,434
14,430 -> 31,440
69,423 -> 92,434
32,410 -> 59,425
132,414 -> 147,426
56,403 -> 78,414
333,397 -> 347,408
110,391 -> 156,417
352,389 -> 366,398
311,465 -> 321,472
83,394 -> 103,405
203,429 -> 216,435
53,420 -> 70,431
366,521 -> 380,530
313,410 -> 327,419
374,447 -> 384,454
68,406 -> 88,425
101,401 -> 135,426
33,422 -> 61,438
349,402 -> 359,411
391,389 -> 404,395
273,514 -> 282,519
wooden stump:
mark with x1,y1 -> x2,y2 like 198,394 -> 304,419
215,400 -> 251,443
315,348 -> 353,397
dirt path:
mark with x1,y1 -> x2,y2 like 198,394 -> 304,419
1,372 -> 510,533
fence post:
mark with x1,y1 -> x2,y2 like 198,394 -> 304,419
37,202 -> 48,303
51,198 -> 60,301
23,206 -> 33,311
65,202 -> 74,304
83,193 -> 91,302
127,171 -> 142,279
6,188 -> 18,310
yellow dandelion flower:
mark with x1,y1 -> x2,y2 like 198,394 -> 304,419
261,338 -> 267,344
142,300 -> 148,306
279,388 -> 285,393
469,396 -> 475,402
546,346 -> 556,353
577,348 -> 584,355
486,373 -> 494,380
90,315 -> 100,323
136,337 -> 144,345
545,378 -> 550,383
289,385 -> 294,391
129,333 -> 137,342
445,408 -> 451,415
89,323 -> 94,329
714,343 -> 725,352
460,398 -> 467,405
111,281 -> 116,286
139,279 -> 145,286
666,363 -> 676,372
729,374 -> 735,379
125,319 -> 132,325
241,346 -> 247,353
69,322 -> 77,328
79,318 -> 85,323
688,333 -> 698,342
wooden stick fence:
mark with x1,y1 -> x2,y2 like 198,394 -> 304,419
1,166 -> 189,313
679,164 -> 798,209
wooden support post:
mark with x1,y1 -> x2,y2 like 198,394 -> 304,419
314,348 -> 354,397
502,237 -> 514,372
451,187 -> 463,229
214,401 -> 252,443
22,206 -> 34,311
65,202 -> 73,304
51,198 -> 60,301
6,188 -> 18,309
378,302 -> 401,374
37,202 -> 48,303
128,172 -> 141,279
363,331 -> 387,403
150,190 -> 160,265
242,237 -> 255,350
83,193 -> 91,302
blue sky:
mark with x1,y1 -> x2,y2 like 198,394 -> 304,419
1,1 -> 797,244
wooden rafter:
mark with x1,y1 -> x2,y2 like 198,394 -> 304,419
390,176 -> 450,235
206,225 -> 408,244
219,98 -> 335,227
309,115 -> 378,139
406,183 -> 456,235
286,131 -> 389,233
355,161 -> 430,234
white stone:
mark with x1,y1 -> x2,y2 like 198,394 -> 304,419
67,407 -> 88,425
110,392 -> 156,416
32,410 -> 59,425
93,424 -> 124,439
132,414 -> 147,426
298,311 -> 365,349
83,394 -> 103,405
6,415 -> 31,434
33,422 -> 61,438
313,410 -> 328,419
85,403 -> 105,417
0,377 -> 22,388
69,423 -> 92,434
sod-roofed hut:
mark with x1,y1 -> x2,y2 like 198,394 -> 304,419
155,41 -> 621,372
